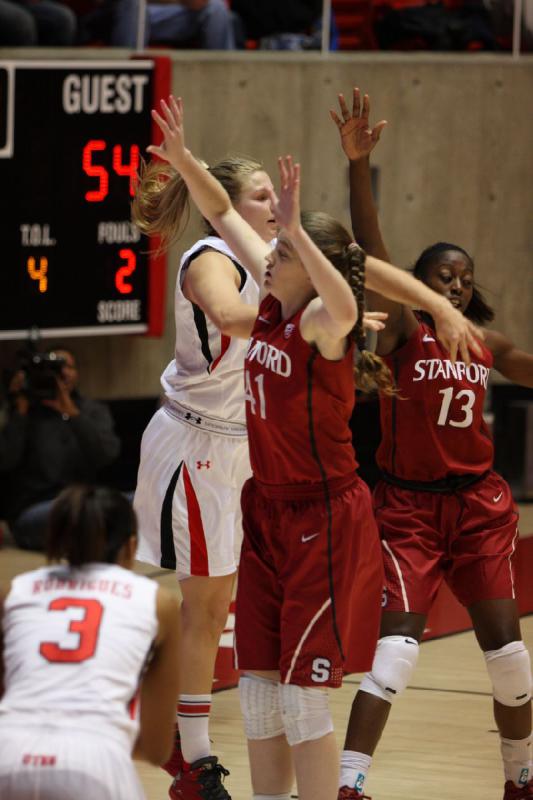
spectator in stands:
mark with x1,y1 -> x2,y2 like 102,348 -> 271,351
78,0 -> 235,49
0,347 -> 120,551
231,0 -> 321,41
0,0 -> 76,44
147,0 -> 235,48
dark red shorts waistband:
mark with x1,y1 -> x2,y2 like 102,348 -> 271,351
251,472 -> 358,501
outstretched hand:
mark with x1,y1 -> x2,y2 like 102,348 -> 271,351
433,305 -> 485,365
362,310 -> 388,333
146,95 -> 188,169
330,88 -> 387,162
268,156 -> 301,235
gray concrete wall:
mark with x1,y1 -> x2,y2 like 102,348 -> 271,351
1,51 -> 532,397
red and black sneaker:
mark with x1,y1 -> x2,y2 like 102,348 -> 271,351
503,779 -> 533,799
162,724 -> 184,777
338,786 -> 371,799
169,756 -> 231,799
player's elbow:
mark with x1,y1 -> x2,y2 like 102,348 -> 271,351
334,305 -> 358,338
209,305 -> 248,337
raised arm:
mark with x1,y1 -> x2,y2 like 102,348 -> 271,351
485,329 -> 533,387
134,587 -> 181,766
330,88 -> 388,261
147,96 -> 271,287
331,89 -> 416,354
272,157 -> 358,356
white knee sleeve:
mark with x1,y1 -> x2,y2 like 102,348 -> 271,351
359,635 -> 419,703
485,641 -> 532,707
279,683 -> 334,746
239,674 -> 285,740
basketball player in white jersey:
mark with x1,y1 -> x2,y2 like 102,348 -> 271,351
0,484 -> 180,800
132,114 -> 277,797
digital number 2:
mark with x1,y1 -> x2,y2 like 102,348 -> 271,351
39,597 -> 104,663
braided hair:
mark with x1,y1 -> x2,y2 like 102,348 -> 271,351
300,211 -> 395,395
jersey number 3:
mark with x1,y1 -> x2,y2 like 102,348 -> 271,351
437,387 -> 476,429
39,597 -> 104,663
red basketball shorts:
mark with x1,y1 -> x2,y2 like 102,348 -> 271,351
374,471 -> 519,615
235,475 -> 384,688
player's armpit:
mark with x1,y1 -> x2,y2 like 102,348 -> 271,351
134,588 -> 180,765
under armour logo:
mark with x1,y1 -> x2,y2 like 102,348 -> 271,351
185,412 -> 202,424
196,461 -> 211,469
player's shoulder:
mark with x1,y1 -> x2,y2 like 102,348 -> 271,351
182,236 -> 238,268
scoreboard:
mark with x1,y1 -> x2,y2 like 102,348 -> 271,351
0,58 -> 170,340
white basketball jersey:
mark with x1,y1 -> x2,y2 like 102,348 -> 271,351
161,236 -> 259,424
0,563 -> 158,750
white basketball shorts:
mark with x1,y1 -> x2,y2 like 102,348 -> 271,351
0,725 -> 145,800
134,406 -> 251,580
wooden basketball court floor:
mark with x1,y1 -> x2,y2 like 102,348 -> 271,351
1,506 -> 532,800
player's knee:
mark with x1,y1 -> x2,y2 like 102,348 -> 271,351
484,641 -> 532,707
279,683 -> 333,746
359,635 -> 419,703
239,674 -> 284,740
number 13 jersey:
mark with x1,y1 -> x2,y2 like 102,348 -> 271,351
377,318 -> 494,481
0,563 -> 158,750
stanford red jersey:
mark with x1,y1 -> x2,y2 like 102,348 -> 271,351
244,295 -> 358,486
377,318 -> 494,481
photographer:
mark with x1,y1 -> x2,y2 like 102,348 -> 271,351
0,347 -> 120,550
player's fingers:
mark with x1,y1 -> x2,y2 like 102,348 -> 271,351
292,162 -> 301,189
278,156 -> 288,189
338,93 -> 350,121
459,336 -> 471,366
352,87 -> 361,118
362,93 -> 370,121
372,120 -> 388,142
169,94 -> 181,123
146,145 -> 165,160
365,311 -> 389,320
448,337 -> 459,364
329,109 -> 343,129
151,109 -> 171,138
160,99 -> 175,130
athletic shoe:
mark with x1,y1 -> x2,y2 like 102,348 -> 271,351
169,756 -> 231,799
163,725 -> 184,777
503,779 -> 533,799
338,786 -> 371,799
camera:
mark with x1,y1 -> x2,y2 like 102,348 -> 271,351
24,352 -> 66,401
2,351 -> 66,403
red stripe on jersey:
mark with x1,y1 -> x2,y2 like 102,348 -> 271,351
128,690 -> 140,720
182,464 -> 209,575
209,334 -> 231,373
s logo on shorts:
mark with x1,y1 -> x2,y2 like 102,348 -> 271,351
381,587 -> 388,608
311,657 -> 331,683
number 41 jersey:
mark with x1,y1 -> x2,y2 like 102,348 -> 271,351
377,319 -> 494,481
0,563 -> 158,750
